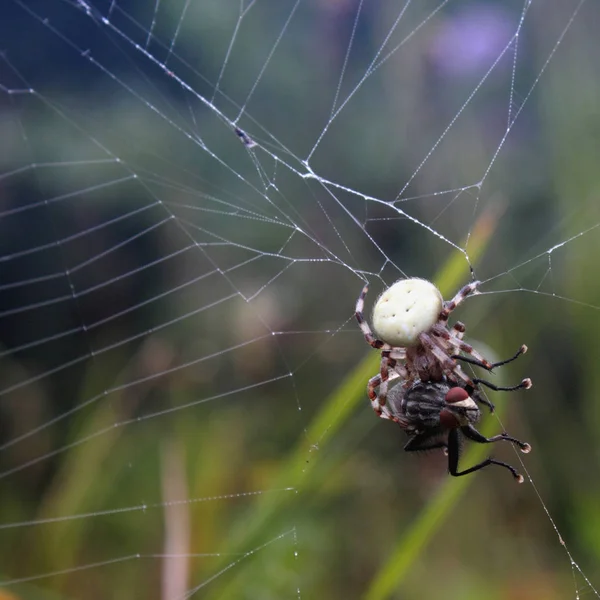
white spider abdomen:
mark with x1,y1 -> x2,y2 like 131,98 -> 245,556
372,278 -> 443,346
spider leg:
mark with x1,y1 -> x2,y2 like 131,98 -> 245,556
486,344 -> 528,369
461,424 -> 531,453
439,280 -> 481,322
376,354 -> 394,410
367,367 -> 404,419
376,355 -> 410,415
367,374 -> 385,414
431,325 -> 493,369
447,342 -> 531,395
420,332 -> 474,388
387,348 -> 407,361
391,360 -> 409,380
450,321 -> 466,340
451,344 -> 528,372
472,377 -> 532,392
447,429 -> 524,482
355,284 -> 393,351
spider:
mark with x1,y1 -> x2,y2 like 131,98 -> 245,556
387,377 -> 531,482
355,278 -> 532,419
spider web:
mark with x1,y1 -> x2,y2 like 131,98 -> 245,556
1,0 -> 599,598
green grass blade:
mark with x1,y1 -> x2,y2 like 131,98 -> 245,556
363,407 -> 508,600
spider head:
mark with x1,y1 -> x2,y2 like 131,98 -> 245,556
372,278 -> 443,347
439,386 -> 480,429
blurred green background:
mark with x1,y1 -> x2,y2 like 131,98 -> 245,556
0,0 -> 600,599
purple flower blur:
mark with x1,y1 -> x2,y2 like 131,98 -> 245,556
429,5 -> 515,77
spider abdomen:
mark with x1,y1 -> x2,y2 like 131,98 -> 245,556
372,278 -> 443,347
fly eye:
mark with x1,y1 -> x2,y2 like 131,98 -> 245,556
445,387 -> 470,404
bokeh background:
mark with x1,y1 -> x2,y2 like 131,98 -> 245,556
1,1 -> 600,599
